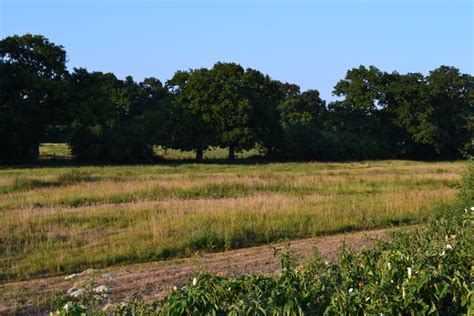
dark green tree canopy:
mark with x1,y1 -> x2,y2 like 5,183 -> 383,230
1,34 -> 472,164
208,62 -> 253,159
333,65 -> 384,113
67,68 -> 161,163
166,68 -> 217,160
0,34 -> 67,79
242,68 -> 286,157
331,65 -> 473,159
0,34 -> 67,163
279,89 -> 325,129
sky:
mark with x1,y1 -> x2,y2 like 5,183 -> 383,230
0,0 -> 472,102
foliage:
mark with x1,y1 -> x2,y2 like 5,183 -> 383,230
0,34 -> 67,163
459,159 -> 474,206
208,62 -> 254,160
166,68 -> 218,160
329,65 -> 474,160
384,67 -> 474,159
1,34 -> 472,164
51,269 -> 114,316
67,69 -> 162,163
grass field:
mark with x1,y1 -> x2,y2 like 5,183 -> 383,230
0,159 -> 465,283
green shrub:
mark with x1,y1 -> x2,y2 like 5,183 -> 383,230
459,159 -> 474,206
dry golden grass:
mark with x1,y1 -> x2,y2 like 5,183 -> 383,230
0,160 -> 465,282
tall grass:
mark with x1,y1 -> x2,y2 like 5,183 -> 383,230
0,161 -> 465,282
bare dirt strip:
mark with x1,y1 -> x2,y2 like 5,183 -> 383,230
0,226 -> 404,315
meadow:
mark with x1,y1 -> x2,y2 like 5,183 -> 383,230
0,153 -> 465,284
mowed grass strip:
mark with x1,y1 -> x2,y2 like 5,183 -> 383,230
0,161 -> 464,282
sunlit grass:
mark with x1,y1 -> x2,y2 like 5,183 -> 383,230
39,143 -> 72,160
38,143 -> 261,161
153,146 -> 260,160
0,160 -> 465,282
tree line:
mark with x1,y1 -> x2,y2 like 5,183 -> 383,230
1,34 -> 472,164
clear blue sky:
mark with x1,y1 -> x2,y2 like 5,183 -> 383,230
1,0 -> 472,101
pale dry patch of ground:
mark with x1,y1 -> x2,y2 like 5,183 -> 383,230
0,178 -> 13,186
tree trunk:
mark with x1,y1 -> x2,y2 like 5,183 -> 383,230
228,145 -> 235,160
196,147 -> 203,161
